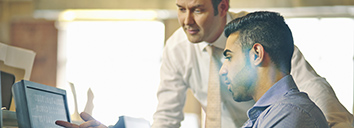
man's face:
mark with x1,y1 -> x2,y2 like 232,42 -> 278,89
176,0 -> 225,43
219,32 -> 257,102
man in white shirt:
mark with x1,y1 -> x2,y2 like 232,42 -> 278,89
56,0 -> 353,127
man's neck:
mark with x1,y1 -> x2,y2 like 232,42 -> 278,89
253,67 -> 288,102
206,16 -> 228,43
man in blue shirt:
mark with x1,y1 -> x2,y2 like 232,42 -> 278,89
219,11 -> 329,128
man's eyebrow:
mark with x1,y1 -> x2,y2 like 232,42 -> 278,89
192,4 -> 203,8
176,4 -> 204,8
223,49 -> 231,57
176,4 -> 182,7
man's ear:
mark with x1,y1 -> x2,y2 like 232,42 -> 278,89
218,0 -> 229,17
249,43 -> 264,66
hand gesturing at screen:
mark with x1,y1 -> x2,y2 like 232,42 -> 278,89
56,112 -> 107,128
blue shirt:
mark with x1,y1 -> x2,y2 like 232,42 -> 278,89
241,75 -> 329,128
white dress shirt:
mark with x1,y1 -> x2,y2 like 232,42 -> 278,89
152,12 -> 353,128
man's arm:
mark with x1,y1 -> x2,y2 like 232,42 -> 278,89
151,39 -> 189,128
291,46 -> 353,127
256,104 -> 329,128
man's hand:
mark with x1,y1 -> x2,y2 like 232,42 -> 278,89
56,112 -> 108,128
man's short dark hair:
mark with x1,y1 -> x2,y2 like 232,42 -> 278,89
211,0 -> 222,16
224,11 -> 294,73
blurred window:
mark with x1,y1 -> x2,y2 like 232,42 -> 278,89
61,20 -> 164,125
286,18 -> 354,113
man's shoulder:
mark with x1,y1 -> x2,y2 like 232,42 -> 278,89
228,11 -> 249,20
165,27 -> 188,47
256,92 -> 328,127
276,91 -> 318,113
162,27 -> 202,62
164,27 -> 198,52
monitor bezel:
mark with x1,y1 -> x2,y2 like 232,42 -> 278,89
12,80 -> 71,128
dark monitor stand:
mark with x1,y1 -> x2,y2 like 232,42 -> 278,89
12,80 -> 71,128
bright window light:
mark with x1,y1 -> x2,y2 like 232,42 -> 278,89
286,18 -> 354,113
59,10 -> 159,21
62,20 -> 164,125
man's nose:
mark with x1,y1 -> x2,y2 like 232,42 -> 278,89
184,12 -> 195,25
219,65 -> 228,76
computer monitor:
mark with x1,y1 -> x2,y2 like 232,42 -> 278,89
12,80 -> 71,128
0,71 -> 16,127
0,71 -> 15,110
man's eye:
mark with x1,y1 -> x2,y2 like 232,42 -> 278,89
179,8 -> 186,12
225,56 -> 231,61
194,9 -> 201,13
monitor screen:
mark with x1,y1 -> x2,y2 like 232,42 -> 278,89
0,71 -> 15,110
12,80 -> 71,128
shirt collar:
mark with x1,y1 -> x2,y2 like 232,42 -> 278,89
199,13 -> 232,52
247,75 -> 298,121
254,75 -> 298,107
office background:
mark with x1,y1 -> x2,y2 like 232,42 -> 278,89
1,0 -> 354,127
